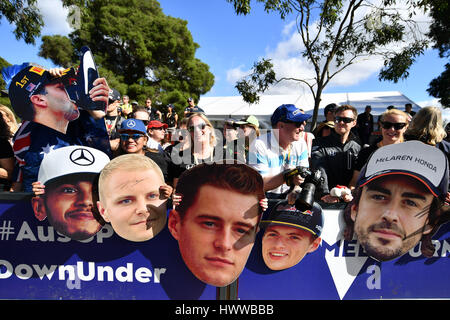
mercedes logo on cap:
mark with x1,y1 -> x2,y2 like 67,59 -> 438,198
127,120 -> 136,128
70,148 -> 95,166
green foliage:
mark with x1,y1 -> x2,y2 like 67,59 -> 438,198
427,63 -> 450,108
0,0 -> 43,44
37,0 -> 214,115
379,41 -> 427,83
39,35 -> 75,68
421,0 -> 449,107
235,58 -> 276,104
227,0 -> 432,128
0,56 -> 11,107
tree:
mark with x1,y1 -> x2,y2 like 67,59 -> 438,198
0,56 -> 11,107
226,0 -> 430,129
422,0 -> 450,107
0,0 -> 43,44
0,0 -> 82,44
39,0 -> 214,115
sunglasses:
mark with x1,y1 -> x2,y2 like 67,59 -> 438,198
188,123 -> 207,132
283,120 -> 305,128
381,121 -> 407,130
335,116 -> 354,124
150,126 -> 165,131
120,133 -> 145,141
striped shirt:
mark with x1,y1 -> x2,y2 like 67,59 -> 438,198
248,132 -> 309,194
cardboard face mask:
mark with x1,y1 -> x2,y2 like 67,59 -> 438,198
31,146 -> 110,241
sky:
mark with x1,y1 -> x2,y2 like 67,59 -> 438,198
0,0 -> 447,112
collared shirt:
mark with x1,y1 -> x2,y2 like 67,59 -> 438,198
147,137 -> 164,153
248,132 -> 309,194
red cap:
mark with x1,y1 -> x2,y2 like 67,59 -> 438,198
147,120 -> 168,129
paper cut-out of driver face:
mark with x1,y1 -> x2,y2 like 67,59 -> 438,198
31,146 -> 110,241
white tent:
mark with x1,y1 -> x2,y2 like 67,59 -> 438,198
198,91 -> 420,128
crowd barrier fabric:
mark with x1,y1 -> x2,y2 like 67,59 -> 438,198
0,195 -> 448,300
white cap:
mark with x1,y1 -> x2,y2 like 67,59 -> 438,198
357,140 -> 449,199
38,146 -> 110,185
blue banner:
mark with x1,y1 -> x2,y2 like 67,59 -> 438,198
0,198 -> 217,300
238,207 -> 450,300
0,197 -> 448,300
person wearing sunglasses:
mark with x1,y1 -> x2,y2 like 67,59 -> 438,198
222,118 -> 246,163
117,119 -> 149,156
168,113 -> 217,187
116,118 -> 173,184
349,108 -> 409,189
311,104 -> 361,203
147,120 -> 168,153
248,104 -> 310,199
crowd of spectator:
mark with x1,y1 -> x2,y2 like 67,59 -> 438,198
0,64 -> 449,211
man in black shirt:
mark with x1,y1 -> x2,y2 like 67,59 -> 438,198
311,104 -> 362,203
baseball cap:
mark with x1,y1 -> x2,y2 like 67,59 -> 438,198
235,115 -> 260,128
119,119 -> 147,134
2,64 -> 68,120
147,120 -> 168,129
356,140 -> 449,200
38,146 -> 110,185
224,118 -> 238,128
260,200 -> 323,237
324,103 -> 337,116
271,104 -> 311,126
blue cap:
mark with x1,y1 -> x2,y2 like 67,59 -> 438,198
119,119 -> 147,134
271,104 -> 311,126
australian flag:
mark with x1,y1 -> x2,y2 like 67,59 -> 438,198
13,110 -> 111,192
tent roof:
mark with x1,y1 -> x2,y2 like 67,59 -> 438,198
198,91 -> 420,119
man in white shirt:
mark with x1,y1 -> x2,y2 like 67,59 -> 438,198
249,104 -> 310,199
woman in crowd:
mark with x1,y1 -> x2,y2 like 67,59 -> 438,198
349,108 -> 409,188
164,104 -> 178,132
0,105 -> 18,141
167,113 -> 217,187
404,107 -> 450,202
0,114 -> 14,191
404,106 -> 449,154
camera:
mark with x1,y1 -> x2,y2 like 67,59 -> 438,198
284,166 -> 324,211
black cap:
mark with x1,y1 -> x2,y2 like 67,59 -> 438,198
3,64 -> 79,120
324,103 -> 337,116
260,201 -> 323,237
6,64 -> 52,120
